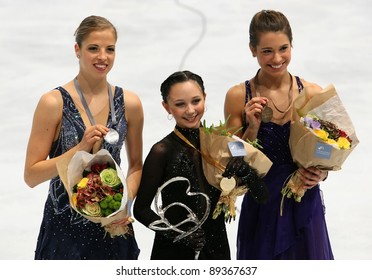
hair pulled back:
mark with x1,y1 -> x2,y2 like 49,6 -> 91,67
249,10 -> 292,48
160,70 -> 205,103
74,15 -> 117,46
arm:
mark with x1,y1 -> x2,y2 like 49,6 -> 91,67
133,143 -> 206,250
24,89 -> 110,188
24,90 -> 64,187
224,84 -> 245,138
123,90 -> 144,199
133,142 -> 168,227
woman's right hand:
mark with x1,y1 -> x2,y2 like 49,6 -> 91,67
244,96 -> 269,130
78,124 -> 109,152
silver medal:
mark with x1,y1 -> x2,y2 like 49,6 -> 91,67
104,128 -> 119,144
261,105 -> 273,123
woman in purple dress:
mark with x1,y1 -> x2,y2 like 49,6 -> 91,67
224,10 -> 333,259
24,15 -> 143,259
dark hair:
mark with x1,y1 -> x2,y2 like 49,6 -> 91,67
249,10 -> 292,48
160,70 -> 205,103
74,15 -> 117,47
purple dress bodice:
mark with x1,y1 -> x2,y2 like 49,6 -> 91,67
237,78 -> 333,260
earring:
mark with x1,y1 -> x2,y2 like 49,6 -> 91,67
167,113 -> 173,120
77,55 -> 80,59
204,105 -> 208,112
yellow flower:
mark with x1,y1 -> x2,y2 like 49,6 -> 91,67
337,137 -> 351,149
77,177 -> 88,189
326,138 -> 337,145
71,193 -> 77,207
313,129 -> 329,141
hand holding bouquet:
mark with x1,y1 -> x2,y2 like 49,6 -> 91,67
281,84 -> 359,214
199,120 -> 272,222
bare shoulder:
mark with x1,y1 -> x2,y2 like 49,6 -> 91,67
225,82 -> 246,107
298,78 -> 325,98
123,89 -> 144,123
38,89 -> 63,112
123,89 -> 143,109
224,82 -> 246,122
226,82 -> 246,98
300,78 -> 323,91
31,89 -> 63,135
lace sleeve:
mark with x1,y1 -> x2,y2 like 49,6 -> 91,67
133,141 -> 169,228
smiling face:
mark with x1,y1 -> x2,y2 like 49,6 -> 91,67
250,31 -> 291,77
162,80 -> 206,129
75,29 -> 116,79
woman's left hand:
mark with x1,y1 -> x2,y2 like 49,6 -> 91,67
111,216 -> 134,226
298,167 -> 328,189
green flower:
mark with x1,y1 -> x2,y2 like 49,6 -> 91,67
113,201 -> 121,211
102,208 -> 113,217
100,168 -> 121,187
114,193 -> 123,202
99,200 -> 108,209
81,202 -> 101,217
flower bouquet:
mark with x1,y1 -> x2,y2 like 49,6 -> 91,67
199,119 -> 272,222
281,84 -> 359,214
56,149 -> 132,237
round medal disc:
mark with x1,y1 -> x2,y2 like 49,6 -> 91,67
261,106 -> 273,123
220,177 -> 236,193
104,128 -> 119,144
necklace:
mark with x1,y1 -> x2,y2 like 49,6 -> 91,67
253,70 -> 293,122
74,77 -> 119,144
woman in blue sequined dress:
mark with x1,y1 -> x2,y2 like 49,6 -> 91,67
224,10 -> 333,259
24,16 -> 143,259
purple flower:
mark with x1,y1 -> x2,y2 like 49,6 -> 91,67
303,116 -> 321,129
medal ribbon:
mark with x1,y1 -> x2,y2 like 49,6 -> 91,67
173,128 -> 225,172
73,77 -> 117,126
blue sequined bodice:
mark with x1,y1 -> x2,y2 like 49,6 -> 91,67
48,86 -> 127,214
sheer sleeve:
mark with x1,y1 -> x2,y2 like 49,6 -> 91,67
133,140 -> 183,230
133,141 -> 169,228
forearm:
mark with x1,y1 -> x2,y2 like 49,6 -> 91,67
242,126 -> 258,142
133,179 -> 162,228
24,146 -> 77,188
126,167 -> 142,199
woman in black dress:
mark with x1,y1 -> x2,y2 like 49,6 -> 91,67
134,70 -> 266,260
